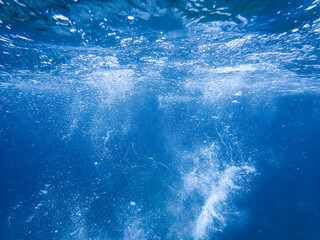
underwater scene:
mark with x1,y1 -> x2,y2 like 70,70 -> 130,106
0,0 -> 320,239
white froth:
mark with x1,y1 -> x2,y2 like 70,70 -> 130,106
193,165 -> 255,239
173,142 -> 256,239
212,64 -> 257,74
86,69 -> 135,104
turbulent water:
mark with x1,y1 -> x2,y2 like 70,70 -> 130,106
0,0 -> 320,239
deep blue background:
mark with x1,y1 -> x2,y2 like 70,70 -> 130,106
1,0 -> 320,239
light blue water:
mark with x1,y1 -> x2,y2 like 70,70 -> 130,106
0,0 -> 320,239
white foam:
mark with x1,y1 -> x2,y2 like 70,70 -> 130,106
193,165 -> 255,239
85,69 -> 135,104
211,64 -> 257,74
174,142 -> 255,239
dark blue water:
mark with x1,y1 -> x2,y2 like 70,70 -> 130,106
1,0 -> 320,239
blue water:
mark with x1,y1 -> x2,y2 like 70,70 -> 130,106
1,0 -> 320,239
